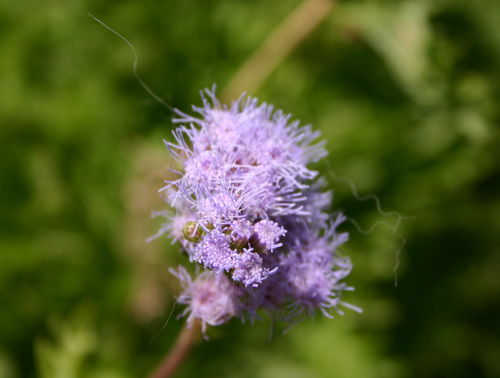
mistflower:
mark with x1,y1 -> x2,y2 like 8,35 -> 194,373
250,219 -> 287,253
171,266 -> 240,334
156,87 -> 360,334
233,246 -> 278,288
193,229 -> 236,273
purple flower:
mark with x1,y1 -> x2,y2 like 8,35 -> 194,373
250,220 -> 286,253
193,230 -> 236,274
155,88 -> 359,333
171,266 -> 240,334
232,247 -> 277,287
280,217 -> 353,318
165,88 -> 326,219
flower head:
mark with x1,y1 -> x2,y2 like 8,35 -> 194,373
193,230 -> 236,274
250,220 -> 286,253
280,217 -> 353,318
156,87 -> 358,333
232,247 -> 277,288
171,266 -> 240,334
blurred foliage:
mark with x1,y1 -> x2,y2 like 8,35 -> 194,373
1,0 -> 499,377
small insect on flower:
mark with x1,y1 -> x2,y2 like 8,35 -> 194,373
155,87 -> 360,333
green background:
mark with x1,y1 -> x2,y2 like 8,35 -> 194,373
1,0 -> 499,377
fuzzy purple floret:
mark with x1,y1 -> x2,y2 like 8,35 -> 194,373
251,220 -> 287,252
193,230 -> 236,273
155,87 -> 359,333
171,266 -> 240,334
232,247 -> 277,288
280,217 -> 353,318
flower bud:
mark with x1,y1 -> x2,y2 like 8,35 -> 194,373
182,221 -> 203,242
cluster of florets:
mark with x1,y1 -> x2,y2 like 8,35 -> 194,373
153,88 -> 359,333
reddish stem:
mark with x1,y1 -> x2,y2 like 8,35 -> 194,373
148,321 -> 202,378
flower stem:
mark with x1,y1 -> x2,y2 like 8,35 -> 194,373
221,0 -> 334,102
148,321 -> 202,378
